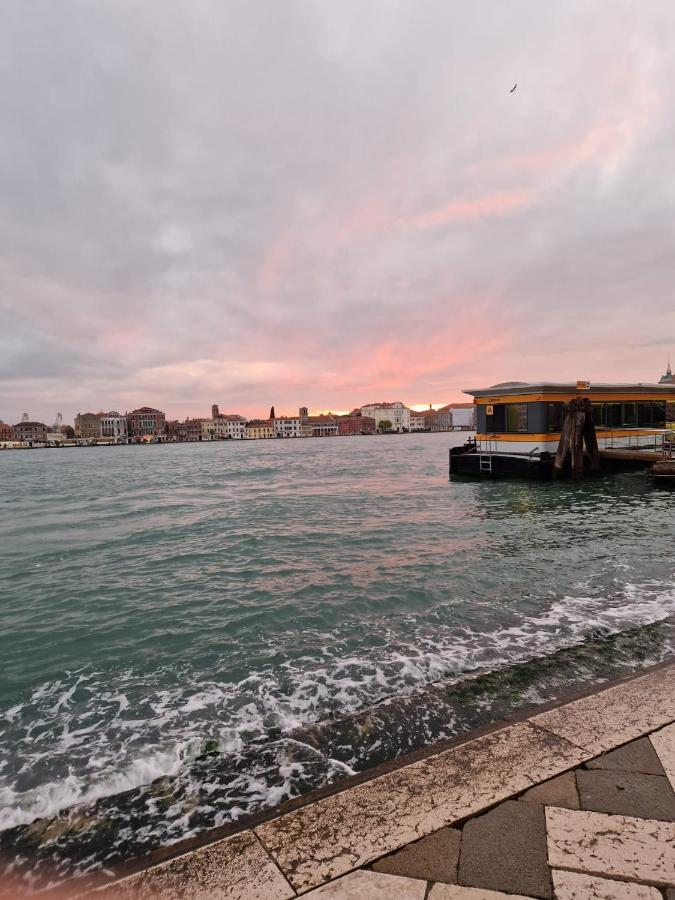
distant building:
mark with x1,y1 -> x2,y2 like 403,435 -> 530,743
659,360 -> 674,384
359,402 -> 410,432
100,411 -> 128,442
202,415 -> 246,440
337,413 -> 376,436
74,412 -> 102,440
303,414 -> 338,437
410,407 -> 449,431
435,406 -> 453,430
299,406 -> 308,418
273,415 -> 303,438
12,421 -> 48,444
245,420 -> 275,439
439,403 -> 475,429
183,418 -> 206,441
165,419 -> 182,441
0,421 -> 11,441
409,411 -> 427,431
127,407 -> 166,441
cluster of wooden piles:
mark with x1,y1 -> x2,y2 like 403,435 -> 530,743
553,398 -> 600,479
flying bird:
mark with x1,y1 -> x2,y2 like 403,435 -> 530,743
510,83 -> 517,93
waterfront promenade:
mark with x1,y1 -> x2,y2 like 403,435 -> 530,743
75,661 -> 675,898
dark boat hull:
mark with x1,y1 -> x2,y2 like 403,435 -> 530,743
449,448 -> 555,480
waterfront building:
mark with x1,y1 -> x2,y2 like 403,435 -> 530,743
435,405 -> 454,430
409,410 -> 432,431
303,414 -> 339,437
74,412 -> 102,439
127,407 -> 166,441
245,420 -> 275,439
100,411 -> 128,442
0,421 -> 11,441
451,381 -> 675,478
409,411 -> 425,431
272,415 -> 303,438
11,421 -> 48,444
165,419 -> 182,441
202,415 -> 246,440
438,402 -> 475,430
188,418 -> 207,441
359,402 -> 410,432
337,413 -> 376,436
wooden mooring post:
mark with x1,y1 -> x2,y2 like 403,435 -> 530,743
554,398 -> 600,478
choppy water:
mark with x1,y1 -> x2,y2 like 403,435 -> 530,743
0,433 -> 673,886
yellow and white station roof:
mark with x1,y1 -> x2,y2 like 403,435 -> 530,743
463,382 -> 675,403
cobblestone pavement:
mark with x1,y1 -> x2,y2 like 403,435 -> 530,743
369,722 -> 675,899
67,662 -> 675,898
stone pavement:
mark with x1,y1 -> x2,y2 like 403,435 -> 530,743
83,662 -> 675,899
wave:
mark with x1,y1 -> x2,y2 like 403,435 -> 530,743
1,583 -> 674,835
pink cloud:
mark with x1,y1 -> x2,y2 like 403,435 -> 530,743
406,189 -> 534,231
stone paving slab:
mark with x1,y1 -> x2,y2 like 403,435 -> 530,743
457,801 -> 551,898
255,721 -> 585,892
545,806 -> 675,887
518,772 -> 579,809
371,826 -> 461,883
650,722 -> 675,791
93,831 -> 294,900
428,885 -> 536,898
585,737 -> 666,776
576,768 -> 675,821
551,869 -> 662,899
302,869 -> 426,898
532,665 -> 675,754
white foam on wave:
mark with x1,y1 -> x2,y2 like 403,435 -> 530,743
0,740 -> 203,831
1,582 -> 674,832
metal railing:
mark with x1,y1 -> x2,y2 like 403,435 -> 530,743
600,429 -> 673,457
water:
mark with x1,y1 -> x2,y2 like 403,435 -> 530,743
0,433 -> 673,886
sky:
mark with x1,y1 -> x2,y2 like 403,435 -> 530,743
1,1 -> 675,424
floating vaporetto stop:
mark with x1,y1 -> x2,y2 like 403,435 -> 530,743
450,380 -> 675,479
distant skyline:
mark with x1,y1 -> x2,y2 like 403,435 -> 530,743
2,1 -> 675,424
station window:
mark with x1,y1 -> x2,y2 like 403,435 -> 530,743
546,402 -> 564,432
637,402 -> 653,427
605,403 -> 622,428
591,403 -> 604,426
506,403 -> 528,433
651,401 -> 666,427
622,402 -> 636,426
